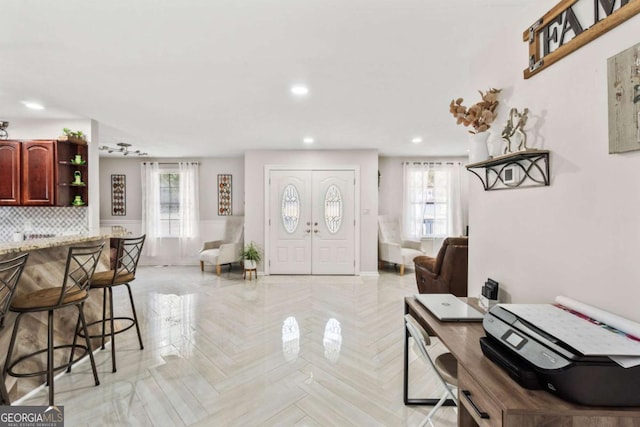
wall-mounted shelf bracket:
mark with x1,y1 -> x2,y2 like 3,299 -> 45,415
466,149 -> 550,191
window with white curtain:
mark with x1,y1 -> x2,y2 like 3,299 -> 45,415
141,162 -> 200,256
403,162 -> 464,240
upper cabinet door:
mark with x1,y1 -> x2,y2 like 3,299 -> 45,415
22,140 -> 56,206
0,141 -> 22,205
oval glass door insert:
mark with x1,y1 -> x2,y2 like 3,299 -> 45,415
281,184 -> 300,233
324,184 -> 343,234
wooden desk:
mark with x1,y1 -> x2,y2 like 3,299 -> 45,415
404,297 -> 640,427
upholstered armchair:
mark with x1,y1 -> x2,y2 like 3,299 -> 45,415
413,237 -> 468,297
378,215 -> 425,276
200,216 -> 244,275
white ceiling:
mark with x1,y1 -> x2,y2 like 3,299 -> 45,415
0,0 -> 535,158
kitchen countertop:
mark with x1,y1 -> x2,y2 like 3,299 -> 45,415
0,227 -> 130,255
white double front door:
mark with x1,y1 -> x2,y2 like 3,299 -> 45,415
269,169 -> 356,275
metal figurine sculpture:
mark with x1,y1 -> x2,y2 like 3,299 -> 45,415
502,108 -> 529,154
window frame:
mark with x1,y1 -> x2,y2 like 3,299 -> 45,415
407,168 -> 449,238
158,170 -> 181,238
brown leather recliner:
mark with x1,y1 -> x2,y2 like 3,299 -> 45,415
413,237 -> 468,297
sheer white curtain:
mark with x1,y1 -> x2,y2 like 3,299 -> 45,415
402,162 -> 465,241
446,163 -> 464,237
403,162 -> 431,240
178,162 -> 200,256
141,162 -> 161,256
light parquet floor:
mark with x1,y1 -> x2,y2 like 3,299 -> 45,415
16,266 -> 457,426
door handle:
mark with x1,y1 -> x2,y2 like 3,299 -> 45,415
314,222 -> 318,226
306,222 -> 311,226
306,229 -> 311,233
314,229 -> 319,234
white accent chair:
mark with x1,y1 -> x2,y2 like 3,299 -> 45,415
200,216 -> 244,275
378,215 -> 425,276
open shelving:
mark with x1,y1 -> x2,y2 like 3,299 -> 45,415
466,149 -> 550,191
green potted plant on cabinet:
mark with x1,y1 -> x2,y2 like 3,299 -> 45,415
61,128 -> 87,145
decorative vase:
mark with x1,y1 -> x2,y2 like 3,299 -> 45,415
487,135 -> 504,158
468,132 -> 490,164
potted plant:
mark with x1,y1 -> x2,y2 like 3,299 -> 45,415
241,241 -> 262,270
449,88 -> 501,134
449,88 -> 501,163
61,128 -> 87,144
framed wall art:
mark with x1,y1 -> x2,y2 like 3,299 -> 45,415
218,174 -> 232,215
111,174 -> 126,216
608,42 -> 640,154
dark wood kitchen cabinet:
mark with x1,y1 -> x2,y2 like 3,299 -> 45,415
21,140 -> 56,206
0,139 -> 89,207
0,140 -> 21,205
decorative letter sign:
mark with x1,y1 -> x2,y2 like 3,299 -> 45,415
524,0 -> 640,79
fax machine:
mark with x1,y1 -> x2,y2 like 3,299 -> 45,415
481,305 -> 640,407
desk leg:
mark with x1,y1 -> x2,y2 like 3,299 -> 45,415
403,301 -> 456,407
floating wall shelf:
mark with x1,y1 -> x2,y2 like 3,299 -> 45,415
466,149 -> 550,191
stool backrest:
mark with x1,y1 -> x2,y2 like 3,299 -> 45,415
0,253 -> 29,327
114,235 -> 146,277
59,243 -> 104,306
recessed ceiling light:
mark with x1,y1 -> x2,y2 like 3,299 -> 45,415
411,137 -> 423,144
303,137 -> 314,144
22,101 -> 45,110
290,85 -> 309,96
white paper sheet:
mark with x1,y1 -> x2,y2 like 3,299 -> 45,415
555,295 -> 640,339
500,304 -> 640,357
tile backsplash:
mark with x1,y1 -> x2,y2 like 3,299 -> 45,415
0,206 -> 88,241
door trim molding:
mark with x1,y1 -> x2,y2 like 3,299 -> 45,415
264,164 -> 360,275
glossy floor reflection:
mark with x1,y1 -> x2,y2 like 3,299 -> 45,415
17,266 -> 457,426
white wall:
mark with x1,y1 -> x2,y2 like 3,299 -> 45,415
244,150 -> 379,275
99,156 -> 244,265
468,2 -> 640,321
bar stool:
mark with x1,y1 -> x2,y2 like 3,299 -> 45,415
4,243 -> 104,406
81,235 -> 145,373
0,253 -> 29,405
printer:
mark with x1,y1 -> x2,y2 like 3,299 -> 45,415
481,305 -> 640,407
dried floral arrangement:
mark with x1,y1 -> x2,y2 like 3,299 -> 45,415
449,88 -> 501,134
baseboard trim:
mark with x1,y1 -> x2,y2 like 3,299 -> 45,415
358,271 -> 380,277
